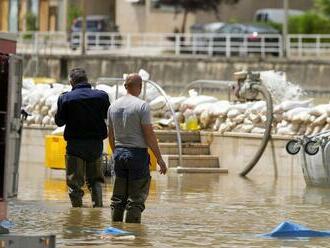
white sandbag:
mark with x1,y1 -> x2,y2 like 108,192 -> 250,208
180,95 -> 217,111
52,126 -> 65,135
322,123 -> 330,132
22,78 -> 36,90
311,113 -> 327,127
241,124 -> 254,133
297,124 -> 307,135
40,106 -> 50,116
213,117 -> 225,131
96,84 -> 113,95
193,102 -> 214,115
169,96 -> 187,111
26,115 -> 35,125
150,96 -> 166,110
285,107 -> 310,121
208,101 -> 231,117
45,94 -> 59,107
251,127 -> 265,134
34,114 -> 43,125
249,113 -> 260,124
232,124 -> 244,132
248,101 -> 266,114
277,99 -> 313,112
227,109 -> 240,118
232,114 -> 245,124
309,104 -> 330,116
312,125 -> 322,135
42,116 -> 51,126
277,126 -> 295,135
200,111 -> 212,128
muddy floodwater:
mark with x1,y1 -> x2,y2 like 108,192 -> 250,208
5,158 -> 330,248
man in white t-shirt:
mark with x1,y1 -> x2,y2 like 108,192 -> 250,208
108,73 -> 167,223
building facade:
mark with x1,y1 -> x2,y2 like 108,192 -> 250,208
116,0 -> 314,34
0,0 -> 314,33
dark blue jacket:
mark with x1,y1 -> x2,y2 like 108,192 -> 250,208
55,83 -> 110,141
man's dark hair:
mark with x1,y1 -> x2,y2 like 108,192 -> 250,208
69,68 -> 88,85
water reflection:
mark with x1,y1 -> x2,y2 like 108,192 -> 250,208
7,161 -> 330,247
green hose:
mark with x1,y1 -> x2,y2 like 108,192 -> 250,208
240,84 -> 274,177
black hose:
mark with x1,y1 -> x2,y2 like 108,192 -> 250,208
240,84 -> 273,177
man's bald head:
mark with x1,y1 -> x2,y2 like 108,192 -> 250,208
124,73 -> 143,96
124,73 -> 142,87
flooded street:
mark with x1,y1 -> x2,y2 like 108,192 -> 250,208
7,159 -> 330,247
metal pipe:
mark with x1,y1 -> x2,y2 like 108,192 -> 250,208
147,80 -> 182,168
240,84 -> 274,177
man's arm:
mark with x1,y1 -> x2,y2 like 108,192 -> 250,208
108,126 -> 115,152
54,96 -> 66,127
142,124 -> 167,175
107,107 -> 115,152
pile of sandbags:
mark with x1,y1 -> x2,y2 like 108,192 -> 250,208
22,80 -> 161,126
22,79 -> 71,126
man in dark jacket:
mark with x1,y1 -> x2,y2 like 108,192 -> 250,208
55,68 -> 110,208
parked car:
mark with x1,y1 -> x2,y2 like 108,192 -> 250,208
189,22 -> 225,50
69,15 -> 120,50
206,23 -> 281,56
190,22 -> 225,34
254,8 -> 304,24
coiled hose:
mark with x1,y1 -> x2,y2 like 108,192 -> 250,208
240,84 -> 273,177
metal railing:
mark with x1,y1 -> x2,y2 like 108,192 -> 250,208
95,77 -> 182,167
16,31 -> 330,58
287,34 -> 330,58
179,79 -> 235,99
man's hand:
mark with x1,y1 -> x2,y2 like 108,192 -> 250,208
157,158 -> 167,175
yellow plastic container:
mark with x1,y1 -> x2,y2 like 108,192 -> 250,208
45,135 -> 66,169
45,135 -> 157,171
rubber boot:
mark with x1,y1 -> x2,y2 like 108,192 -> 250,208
91,182 -> 103,208
66,155 -> 85,207
110,177 -> 128,222
125,176 -> 151,223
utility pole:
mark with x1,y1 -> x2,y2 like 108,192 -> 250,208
283,0 -> 289,57
81,0 -> 86,55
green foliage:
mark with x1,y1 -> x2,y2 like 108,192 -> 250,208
288,11 -> 330,34
314,0 -> 330,16
67,4 -> 82,30
26,11 -> 37,31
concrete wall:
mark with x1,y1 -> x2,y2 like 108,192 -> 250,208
23,55 -> 330,93
20,127 -> 302,180
200,132 -> 302,178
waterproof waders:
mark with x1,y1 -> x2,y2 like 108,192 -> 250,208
111,176 -> 151,223
66,155 -> 104,207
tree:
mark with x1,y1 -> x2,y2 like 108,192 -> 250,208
156,0 -> 240,33
314,0 -> 330,17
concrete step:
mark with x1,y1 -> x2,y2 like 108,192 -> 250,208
163,155 -> 219,168
155,130 -> 201,143
159,143 -> 210,155
170,167 -> 228,173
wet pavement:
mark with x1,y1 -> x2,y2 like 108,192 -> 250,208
7,160 -> 330,247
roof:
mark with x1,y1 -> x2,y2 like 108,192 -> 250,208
0,32 -> 17,42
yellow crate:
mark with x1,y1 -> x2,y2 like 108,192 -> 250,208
45,135 -> 157,171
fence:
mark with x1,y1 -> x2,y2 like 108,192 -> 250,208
16,31 -> 330,58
